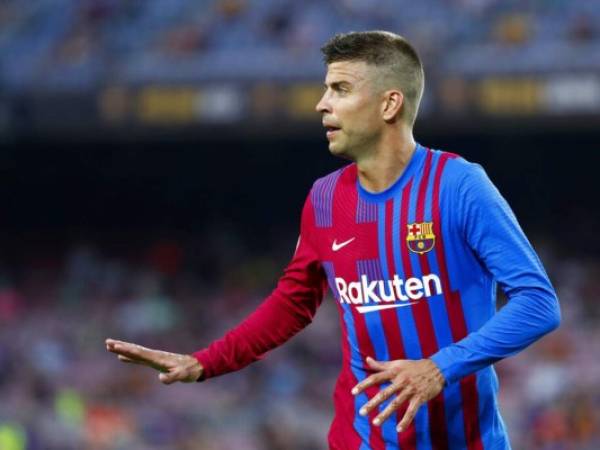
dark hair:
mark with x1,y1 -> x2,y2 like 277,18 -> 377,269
321,31 -> 425,126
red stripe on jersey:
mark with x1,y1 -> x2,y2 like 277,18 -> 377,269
432,153 -> 483,450
415,150 -> 432,221
384,199 -> 396,277
412,149 -> 450,450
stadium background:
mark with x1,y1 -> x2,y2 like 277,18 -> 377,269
1,1 -> 599,449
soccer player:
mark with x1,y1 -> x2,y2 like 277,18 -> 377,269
106,31 -> 560,449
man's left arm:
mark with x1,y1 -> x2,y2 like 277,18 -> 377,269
428,163 -> 561,385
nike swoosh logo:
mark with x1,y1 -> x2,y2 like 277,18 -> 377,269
332,237 -> 356,251
356,302 -> 418,313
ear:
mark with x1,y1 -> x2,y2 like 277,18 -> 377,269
382,90 -> 404,122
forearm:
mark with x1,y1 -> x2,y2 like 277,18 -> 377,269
194,192 -> 326,380
433,162 -> 562,385
430,287 -> 560,385
194,287 -> 321,379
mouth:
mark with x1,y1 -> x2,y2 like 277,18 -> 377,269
324,125 -> 341,139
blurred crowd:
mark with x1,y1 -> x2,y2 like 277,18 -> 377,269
1,0 -> 599,90
1,2 -> 598,449
0,231 -> 598,450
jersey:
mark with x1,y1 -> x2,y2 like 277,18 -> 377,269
193,144 -> 560,450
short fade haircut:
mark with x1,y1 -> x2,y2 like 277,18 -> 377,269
321,31 -> 425,127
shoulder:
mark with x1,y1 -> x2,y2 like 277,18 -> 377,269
429,149 -> 506,222
428,148 -> 487,190
310,163 -> 355,203
306,164 -> 355,228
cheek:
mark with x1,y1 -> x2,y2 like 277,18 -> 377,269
347,113 -> 378,137
336,96 -> 379,135
347,99 -> 378,126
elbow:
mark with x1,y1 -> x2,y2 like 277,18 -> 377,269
541,291 -> 561,335
548,302 -> 561,333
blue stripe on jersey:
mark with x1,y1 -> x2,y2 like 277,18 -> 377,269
311,168 -> 343,228
423,152 -> 468,450
403,163 -> 434,450
322,261 -> 372,445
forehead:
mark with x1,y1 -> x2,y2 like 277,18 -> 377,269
324,60 -> 372,84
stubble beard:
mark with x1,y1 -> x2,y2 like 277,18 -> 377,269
328,137 -> 357,162
330,130 -> 380,163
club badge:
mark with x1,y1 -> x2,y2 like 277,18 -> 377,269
406,222 -> 435,254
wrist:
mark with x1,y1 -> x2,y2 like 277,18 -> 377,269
188,354 -> 205,382
427,358 -> 446,388
192,350 -> 211,380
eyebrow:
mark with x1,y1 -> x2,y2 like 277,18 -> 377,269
325,81 -> 352,90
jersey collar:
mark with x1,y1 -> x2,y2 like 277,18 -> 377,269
356,143 -> 427,203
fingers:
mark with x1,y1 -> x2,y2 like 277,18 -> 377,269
106,339 -> 164,366
373,386 -> 413,426
353,358 -> 437,431
158,367 -> 193,385
397,396 -> 422,433
359,382 -> 401,417
352,357 -> 409,395
106,339 -> 138,357
118,355 -> 147,366
106,339 -> 147,359
106,339 -> 130,352
352,371 -> 390,395
159,370 -> 180,385
106,338 -> 202,385
366,356 -> 390,371
106,338 -> 172,374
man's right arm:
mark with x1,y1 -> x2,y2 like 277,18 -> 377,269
106,193 -> 326,383
193,193 -> 327,380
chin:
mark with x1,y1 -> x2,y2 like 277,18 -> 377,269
328,143 -> 354,161
327,142 -> 343,155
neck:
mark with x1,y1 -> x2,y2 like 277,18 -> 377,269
356,128 -> 417,193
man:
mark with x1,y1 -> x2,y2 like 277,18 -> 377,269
106,31 -> 560,449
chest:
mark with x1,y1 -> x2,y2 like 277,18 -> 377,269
315,195 -> 443,271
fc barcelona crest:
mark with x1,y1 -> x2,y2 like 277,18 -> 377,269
406,222 -> 435,254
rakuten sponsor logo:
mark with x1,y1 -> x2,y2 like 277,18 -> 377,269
335,274 -> 442,313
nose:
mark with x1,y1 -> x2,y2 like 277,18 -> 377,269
315,90 -> 331,114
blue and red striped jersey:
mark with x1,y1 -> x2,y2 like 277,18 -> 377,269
194,144 -> 560,450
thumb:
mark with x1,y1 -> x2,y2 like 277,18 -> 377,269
366,356 -> 389,371
159,369 -> 180,385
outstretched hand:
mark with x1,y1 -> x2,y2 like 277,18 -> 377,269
105,338 -> 203,384
352,357 -> 445,432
